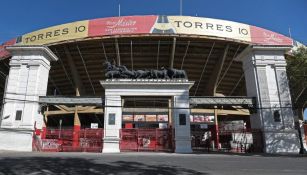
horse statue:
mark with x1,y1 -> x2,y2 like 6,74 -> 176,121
134,69 -> 151,79
104,60 -> 188,80
104,61 -> 121,79
151,67 -> 169,79
166,68 -> 188,79
117,65 -> 135,78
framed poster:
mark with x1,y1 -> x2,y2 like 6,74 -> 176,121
157,115 -> 168,122
145,115 -> 157,122
123,115 -> 133,121
134,115 -> 145,122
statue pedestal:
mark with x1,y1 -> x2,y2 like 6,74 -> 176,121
100,79 -> 194,153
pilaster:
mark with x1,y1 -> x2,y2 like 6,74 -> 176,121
0,46 -> 57,151
238,45 -> 300,153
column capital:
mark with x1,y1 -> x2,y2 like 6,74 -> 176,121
239,45 -> 292,71
235,45 -> 292,62
5,45 -> 58,62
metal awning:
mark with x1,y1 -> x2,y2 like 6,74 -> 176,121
39,96 -> 103,106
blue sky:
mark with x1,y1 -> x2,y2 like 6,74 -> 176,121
1,0 -> 306,119
0,0 -> 306,44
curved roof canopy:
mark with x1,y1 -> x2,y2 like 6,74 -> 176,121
0,15 -> 293,59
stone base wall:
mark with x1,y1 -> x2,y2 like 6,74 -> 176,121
264,129 -> 300,153
0,128 -> 33,151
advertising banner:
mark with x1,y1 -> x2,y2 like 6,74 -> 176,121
250,26 -> 293,45
88,16 -> 157,37
20,20 -> 89,45
167,16 -> 252,42
0,15 -> 294,59
0,38 -> 16,59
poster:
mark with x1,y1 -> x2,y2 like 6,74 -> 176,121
134,115 -> 145,122
123,115 -> 133,121
145,115 -> 157,122
157,115 -> 168,122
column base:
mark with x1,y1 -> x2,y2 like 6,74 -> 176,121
264,129 -> 300,154
103,137 -> 120,153
0,128 -> 33,152
175,138 -> 192,153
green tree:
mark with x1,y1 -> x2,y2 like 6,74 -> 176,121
286,46 -> 307,120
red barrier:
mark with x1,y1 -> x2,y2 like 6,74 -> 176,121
120,129 -> 138,151
156,129 -> 173,152
41,128 -> 103,152
120,128 -> 173,152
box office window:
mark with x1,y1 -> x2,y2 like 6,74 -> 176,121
109,113 -> 116,125
15,110 -> 22,121
179,114 -> 186,125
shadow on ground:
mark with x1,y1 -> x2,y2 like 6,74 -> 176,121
191,151 -> 306,158
0,157 -> 207,175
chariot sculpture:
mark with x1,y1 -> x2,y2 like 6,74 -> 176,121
104,60 -> 187,79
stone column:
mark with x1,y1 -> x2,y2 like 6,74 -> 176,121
0,46 -> 58,151
172,90 -> 192,153
103,93 -> 122,153
239,45 -> 300,153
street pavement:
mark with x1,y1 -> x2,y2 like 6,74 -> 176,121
0,151 -> 306,175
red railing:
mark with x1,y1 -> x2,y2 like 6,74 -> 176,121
40,128 -> 103,152
120,128 -> 173,152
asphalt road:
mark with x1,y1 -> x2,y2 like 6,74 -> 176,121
0,151 -> 306,175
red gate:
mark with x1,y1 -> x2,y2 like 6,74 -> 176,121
36,128 -> 103,152
120,128 -> 173,152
